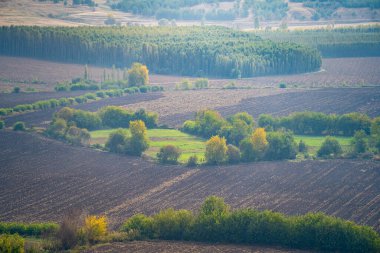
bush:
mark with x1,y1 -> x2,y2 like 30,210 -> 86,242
0,120 -> 4,129
279,83 -> 287,88
57,209 -> 83,250
13,121 -> 25,131
105,129 -> 129,154
352,130 -> 368,154
96,91 -> 107,98
46,118 -> 67,138
157,145 -> 181,164
128,63 -> 149,87
317,136 -> 343,158
226,144 -> 240,164
0,234 -> 24,253
12,87 -> 21,93
81,216 -> 107,243
205,136 -> 227,165
194,78 -> 208,89
240,128 -> 268,162
139,86 -> 149,93
186,155 -> 198,167
120,214 -> 153,239
72,110 -> 102,130
66,126 -> 91,146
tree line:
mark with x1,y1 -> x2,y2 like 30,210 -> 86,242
0,26 -> 321,78
121,196 -> 380,253
257,26 -> 380,58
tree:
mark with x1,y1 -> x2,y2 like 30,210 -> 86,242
298,140 -> 308,153
317,136 -> 343,158
84,64 -> 89,80
0,120 -> 4,130
205,136 -> 227,165
240,128 -> 268,161
105,129 -> 129,153
128,63 -> 149,87
81,215 -> 107,243
157,145 -> 181,164
371,117 -> 380,151
47,118 -> 67,138
265,131 -> 297,160
186,155 -> 198,167
227,144 -> 240,164
125,120 -> 150,156
66,126 -> 91,146
352,130 -> 368,154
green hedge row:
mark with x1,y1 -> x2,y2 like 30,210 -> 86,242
0,86 -> 163,117
121,196 -> 380,253
0,222 -> 59,236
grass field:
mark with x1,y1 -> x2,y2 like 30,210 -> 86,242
294,135 -> 353,155
90,129 -> 206,163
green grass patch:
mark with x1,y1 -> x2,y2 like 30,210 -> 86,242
294,135 -> 353,155
90,129 -> 206,163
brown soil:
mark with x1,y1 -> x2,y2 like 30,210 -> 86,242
0,131 -> 379,233
83,241 -> 309,253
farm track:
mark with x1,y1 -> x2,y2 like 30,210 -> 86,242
83,241 -> 309,253
0,131 -> 379,233
162,87 -> 380,127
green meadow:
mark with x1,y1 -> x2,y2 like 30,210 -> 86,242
294,135 -> 353,155
90,129 -> 206,163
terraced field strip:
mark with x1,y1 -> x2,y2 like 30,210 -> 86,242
90,129 -> 206,163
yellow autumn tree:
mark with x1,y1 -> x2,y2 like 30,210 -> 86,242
252,128 -> 268,152
125,120 -> 150,156
128,63 -> 149,87
240,128 -> 268,161
205,135 -> 228,164
82,215 -> 107,242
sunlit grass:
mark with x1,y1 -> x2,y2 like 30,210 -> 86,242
90,128 -> 206,163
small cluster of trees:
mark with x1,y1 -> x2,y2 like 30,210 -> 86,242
47,106 -> 157,149
183,110 -> 298,164
121,196 -> 380,253
176,78 -> 209,90
0,234 -> 24,253
258,112 -> 374,136
105,121 -> 150,156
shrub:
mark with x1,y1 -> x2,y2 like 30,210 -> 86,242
317,136 -> 343,158
226,144 -> 240,164
72,110 -> 102,130
186,155 -> 198,167
46,118 -> 67,138
157,145 -> 181,164
66,126 -> 91,146
13,121 -> 26,131
0,108 -> 9,116
279,83 -> 287,88
75,96 -> 87,104
0,234 -> 24,253
194,78 -> 208,89
81,216 -> 107,243
120,214 -> 153,239
99,106 -> 134,128
57,209 -> 83,250
139,86 -> 149,93
12,87 -> 21,93
58,98 -> 70,106
105,129 -> 129,154
205,136 -> 228,165
84,93 -> 96,100
96,91 -> 107,98
0,120 -> 4,129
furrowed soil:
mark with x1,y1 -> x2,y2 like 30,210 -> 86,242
83,241 -> 309,253
0,56 -> 380,92
0,131 -> 379,233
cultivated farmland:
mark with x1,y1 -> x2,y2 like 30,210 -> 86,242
0,131 -> 379,233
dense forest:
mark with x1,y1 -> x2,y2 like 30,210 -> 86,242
257,26 -> 380,58
0,26 -> 321,78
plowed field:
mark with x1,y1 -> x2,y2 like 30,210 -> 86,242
0,131 -> 379,233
